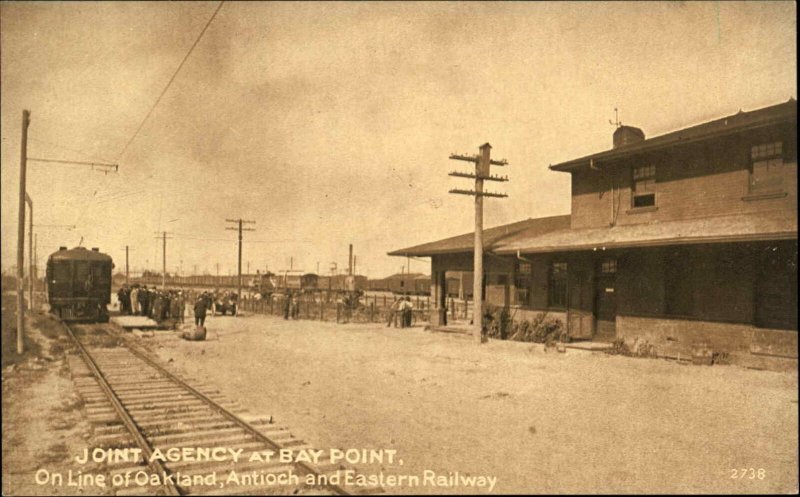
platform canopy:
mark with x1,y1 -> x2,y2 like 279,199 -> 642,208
494,211 -> 798,254
388,215 -> 571,257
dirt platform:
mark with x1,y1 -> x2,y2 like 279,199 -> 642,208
138,312 -> 798,494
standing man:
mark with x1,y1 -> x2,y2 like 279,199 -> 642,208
174,291 -> 185,324
401,296 -> 413,328
138,286 -> 148,317
283,291 -> 291,320
194,295 -> 209,328
130,285 -> 139,315
123,286 -> 132,315
117,286 -> 128,314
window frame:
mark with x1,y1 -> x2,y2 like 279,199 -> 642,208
515,262 -> 532,306
748,141 -> 785,194
548,261 -> 568,309
631,164 -> 656,208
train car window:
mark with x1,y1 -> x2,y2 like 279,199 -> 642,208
74,262 -> 89,279
92,263 -> 109,284
53,263 -> 71,282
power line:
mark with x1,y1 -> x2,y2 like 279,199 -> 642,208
116,1 -> 225,161
29,137 -> 114,164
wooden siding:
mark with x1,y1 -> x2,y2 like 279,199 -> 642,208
571,131 -> 797,230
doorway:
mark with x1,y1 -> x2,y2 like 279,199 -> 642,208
594,259 -> 617,341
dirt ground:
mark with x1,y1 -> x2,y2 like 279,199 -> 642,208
2,301 -> 113,497
139,311 -> 798,494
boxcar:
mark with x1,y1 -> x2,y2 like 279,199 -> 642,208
46,246 -> 113,322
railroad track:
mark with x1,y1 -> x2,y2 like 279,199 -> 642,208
64,322 -> 381,496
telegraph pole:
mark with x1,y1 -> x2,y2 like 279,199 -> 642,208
17,110 -> 30,353
449,143 -> 508,343
153,232 -> 173,289
25,193 -> 33,311
225,218 -> 255,300
125,246 -> 130,285
14,110 -> 118,354
34,234 -> 38,301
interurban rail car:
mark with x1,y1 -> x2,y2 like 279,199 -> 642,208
46,246 -> 113,322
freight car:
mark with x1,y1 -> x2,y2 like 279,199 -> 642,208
46,246 -> 113,322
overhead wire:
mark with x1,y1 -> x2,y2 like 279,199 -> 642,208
29,137 -> 114,164
115,1 -> 225,161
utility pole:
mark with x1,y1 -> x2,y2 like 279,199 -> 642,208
153,232 -> 173,289
125,246 -> 130,285
34,234 -> 38,302
15,110 -> 118,355
348,244 -> 353,276
25,193 -> 33,311
449,143 -> 509,343
225,218 -> 255,301
17,110 -> 30,353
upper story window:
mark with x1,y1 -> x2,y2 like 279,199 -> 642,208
749,141 -> 784,193
632,165 -> 656,208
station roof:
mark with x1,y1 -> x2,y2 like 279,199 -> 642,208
550,99 -> 797,172
388,215 -> 571,257
493,211 -> 798,254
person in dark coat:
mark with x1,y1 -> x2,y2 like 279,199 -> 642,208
138,287 -> 150,317
401,297 -> 413,328
194,297 -> 209,327
283,292 -> 292,320
117,287 -> 128,314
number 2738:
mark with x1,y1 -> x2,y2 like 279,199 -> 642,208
731,468 -> 766,479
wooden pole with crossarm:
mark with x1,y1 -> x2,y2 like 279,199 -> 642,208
225,219 -> 256,302
449,143 -> 508,343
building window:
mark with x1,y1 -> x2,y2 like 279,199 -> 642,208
749,141 -> 784,193
548,262 -> 568,308
515,262 -> 532,305
632,164 -> 656,208
600,259 -> 617,274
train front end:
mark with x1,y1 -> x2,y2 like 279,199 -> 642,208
46,246 -> 113,322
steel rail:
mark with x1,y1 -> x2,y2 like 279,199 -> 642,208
63,323 -> 181,495
108,327 -> 353,496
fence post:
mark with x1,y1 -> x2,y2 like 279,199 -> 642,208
336,303 -> 341,323
369,302 -> 374,322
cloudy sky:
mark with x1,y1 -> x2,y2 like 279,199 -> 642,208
1,1 -> 796,278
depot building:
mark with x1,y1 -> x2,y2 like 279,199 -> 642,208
390,99 -> 797,362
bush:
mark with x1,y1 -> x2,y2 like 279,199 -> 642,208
508,312 -> 564,344
484,305 -> 515,340
606,337 -> 658,358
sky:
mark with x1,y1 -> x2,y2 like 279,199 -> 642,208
1,1 -> 796,279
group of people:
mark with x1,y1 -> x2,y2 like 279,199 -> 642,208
387,296 -> 415,328
282,291 -> 300,320
117,285 -> 186,323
